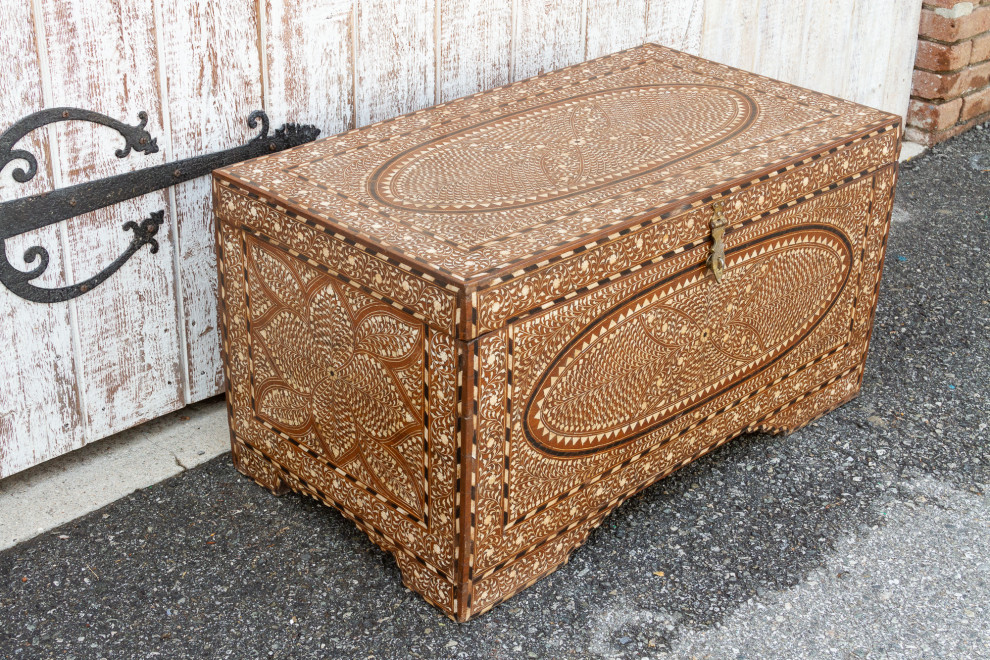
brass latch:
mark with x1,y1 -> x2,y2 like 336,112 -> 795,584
707,202 -> 728,283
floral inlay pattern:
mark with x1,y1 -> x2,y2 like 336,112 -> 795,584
245,238 -> 427,518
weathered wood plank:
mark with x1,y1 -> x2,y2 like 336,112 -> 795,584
698,0 -> 762,73
793,0 -> 855,101
586,0 -> 648,59
881,0 -> 923,120
265,0 -> 354,134
747,0 -> 805,84
0,0 -> 83,478
698,0 -> 918,118
355,0 -> 436,126
39,0 -> 183,440
160,0 -> 264,403
845,0 -> 894,113
512,0 -> 586,80
851,0 -> 922,118
438,0 -> 512,102
646,0 -> 704,54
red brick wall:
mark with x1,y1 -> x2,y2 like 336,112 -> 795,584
907,0 -> 990,145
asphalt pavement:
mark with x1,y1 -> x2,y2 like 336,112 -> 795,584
1,125 -> 988,659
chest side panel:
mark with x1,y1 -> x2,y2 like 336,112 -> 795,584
466,161 -> 897,616
215,184 -> 462,614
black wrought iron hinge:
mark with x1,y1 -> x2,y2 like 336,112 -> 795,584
0,108 -> 319,303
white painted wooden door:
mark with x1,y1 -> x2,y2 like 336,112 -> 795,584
0,0 -> 922,478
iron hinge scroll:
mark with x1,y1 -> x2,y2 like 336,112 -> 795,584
707,201 -> 728,283
0,108 -> 320,304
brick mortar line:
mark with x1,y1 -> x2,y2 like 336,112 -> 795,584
916,30 -> 990,48
910,95 -> 963,105
921,0 -> 990,7
908,111 -> 990,132
909,84 -> 990,104
912,57 -> 990,76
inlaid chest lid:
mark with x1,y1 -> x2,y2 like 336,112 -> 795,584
216,44 -> 898,290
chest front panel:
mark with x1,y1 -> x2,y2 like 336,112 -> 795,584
466,163 -> 896,615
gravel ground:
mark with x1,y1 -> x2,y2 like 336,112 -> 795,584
1,125 -> 987,660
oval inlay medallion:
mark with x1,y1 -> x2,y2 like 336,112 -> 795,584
524,226 -> 852,457
369,85 -> 757,212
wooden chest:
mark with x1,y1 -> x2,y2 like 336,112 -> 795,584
212,44 -> 901,621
